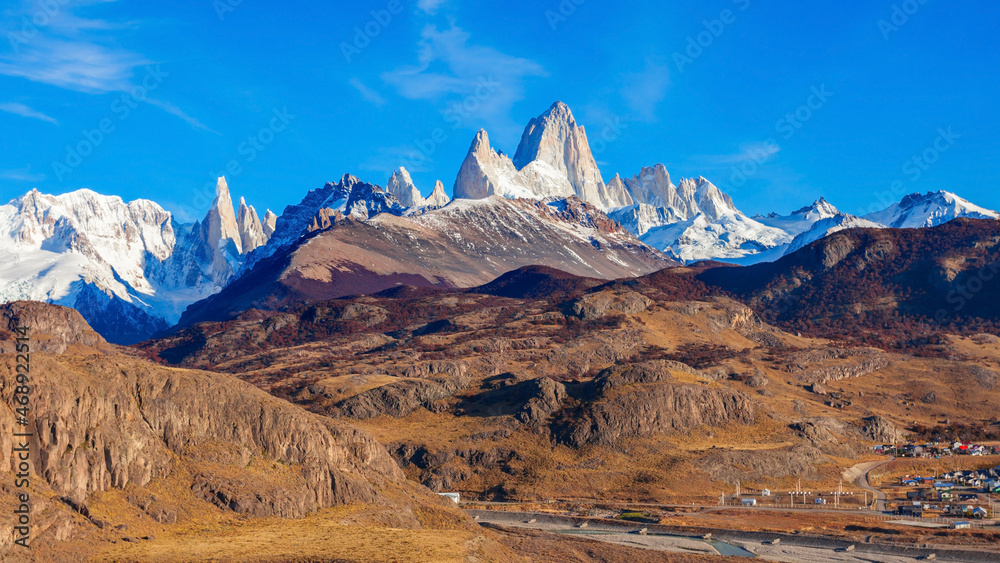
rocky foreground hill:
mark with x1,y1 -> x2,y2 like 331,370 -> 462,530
0,302 -> 484,559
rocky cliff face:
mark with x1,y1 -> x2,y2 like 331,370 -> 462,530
425,180 -> 450,208
0,304 -> 407,525
512,101 -> 622,208
386,167 -> 425,208
556,361 -> 755,447
236,196 -> 268,254
0,301 -> 111,354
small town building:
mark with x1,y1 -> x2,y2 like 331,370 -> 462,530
814,498 -> 827,505
952,521 -> 972,529
898,505 -> 923,517
741,498 -> 757,506
971,507 -> 988,519
760,489 -> 771,497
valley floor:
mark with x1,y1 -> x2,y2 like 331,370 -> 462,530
470,509 -> 1000,562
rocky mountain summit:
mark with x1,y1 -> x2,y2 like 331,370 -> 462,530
0,179 -> 274,343
2,101 -> 997,344
451,102 -> 999,264
385,167 -> 451,209
177,194 -> 674,326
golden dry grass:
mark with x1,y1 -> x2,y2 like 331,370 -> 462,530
96,507 -> 490,563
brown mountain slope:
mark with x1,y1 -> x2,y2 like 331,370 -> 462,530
175,196 -> 675,327
138,275 -> 1000,507
0,302 -> 479,559
581,218 -> 1000,351
469,265 -> 604,300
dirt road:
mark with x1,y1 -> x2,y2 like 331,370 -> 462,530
850,457 -> 894,512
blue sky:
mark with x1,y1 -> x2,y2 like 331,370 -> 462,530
0,0 -> 997,221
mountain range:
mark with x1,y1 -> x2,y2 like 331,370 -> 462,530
1,101 -> 997,343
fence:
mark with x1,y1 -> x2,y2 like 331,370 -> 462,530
863,514 -> 992,528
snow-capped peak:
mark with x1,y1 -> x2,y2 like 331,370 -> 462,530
453,128 -> 574,201
425,180 -> 450,208
511,101 -> 616,207
0,183 -> 268,342
783,213 -> 884,256
756,197 -> 841,237
788,197 -> 840,219
387,166 -> 425,208
863,190 -> 999,228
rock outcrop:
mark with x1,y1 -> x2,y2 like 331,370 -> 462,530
860,416 -> 905,444
801,349 -> 891,384
332,375 -> 472,419
557,363 -> 754,447
0,305 -> 406,521
386,167 -> 425,208
512,377 -> 566,427
0,301 -> 110,354
425,180 -> 450,208
569,290 -> 652,321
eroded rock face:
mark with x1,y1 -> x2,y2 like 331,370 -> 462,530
794,348 -> 891,384
968,365 -> 998,389
860,415 -> 905,444
0,301 -> 109,354
594,361 -> 699,391
513,377 -> 566,427
570,290 -> 652,321
331,375 -> 472,419
789,418 -> 861,457
0,319 -> 405,519
557,364 -> 754,447
700,446 -> 826,483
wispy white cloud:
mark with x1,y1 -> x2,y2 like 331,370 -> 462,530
0,166 -> 46,182
0,37 -> 147,93
349,78 -> 386,106
382,24 -> 547,140
0,1 -> 214,133
619,60 -> 671,122
417,0 -> 447,14
144,98 -> 220,135
688,141 -> 782,168
0,102 -> 59,124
